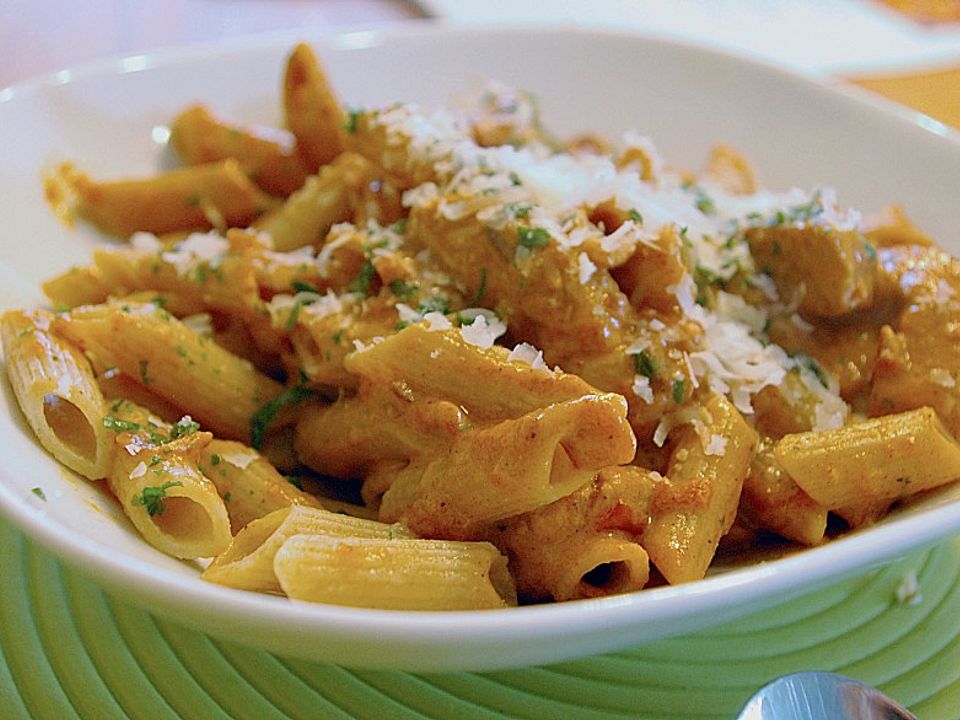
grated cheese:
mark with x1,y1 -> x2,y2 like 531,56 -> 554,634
577,252 -> 597,284
507,342 -> 549,371
222,452 -> 258,470
459,314 -> 506,348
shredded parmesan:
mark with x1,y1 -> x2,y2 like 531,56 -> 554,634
577,252 -> 597,284
128,462 -> 147,480
222,452 -> 258,470
423,312 -> 452,331
459,314 -> 506,348
895,570 -> 923,606
508,342 -> 549,370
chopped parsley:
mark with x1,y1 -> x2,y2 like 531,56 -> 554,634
509,171 -> 523,186
388,279 -> 420,301
138,360 -> 151,386
692,186 -> 716,216
210,454 -> 221,466
503,203 -> 532,220
285,293 -> 318,331
517,226 -> 549,249
347,261 -> 376,295
633,351 -> 659,379
343,107 -> 362,134
474,267 -> 488,303
862,240 -> 877,263
799,355 -> 830,389
291,280 -> 321,294
250,385 -> 316,450
628,208 -> 644,224
671,377 -> 686,405
31,487 -> 46,501
133,481 -> 183,517
416,295 -> 449,316
169,416 -> 200,440
389,218 -> 407,234
103,416 -> 141,433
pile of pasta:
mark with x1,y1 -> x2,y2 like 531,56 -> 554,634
7,42 -> 960,610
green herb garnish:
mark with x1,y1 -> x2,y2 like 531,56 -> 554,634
633,351 -> 659,379
671,378 -> 686,404
517,226 -> 549,249
343,108 -> 362,134
138,360 -> 151,386
474,267 -> 488,303
169,416 -> 200,440
417,295 -> 449,316
389,279 -> 419,301
133,481 -> 183,517
250,385 -> 316,450
291,280 -> 321,294
103,416 -> 141,433
347,261 -> 376,294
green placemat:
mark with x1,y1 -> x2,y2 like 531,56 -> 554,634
2,515 -> 959,719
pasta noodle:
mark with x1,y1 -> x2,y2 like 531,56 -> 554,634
6,41 -> 960,610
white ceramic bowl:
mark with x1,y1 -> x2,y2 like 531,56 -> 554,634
2,25 -> 959,672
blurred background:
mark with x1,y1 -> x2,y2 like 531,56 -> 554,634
1,0 -> 958,127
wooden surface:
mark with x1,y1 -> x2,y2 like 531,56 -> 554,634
849,64 -> 960,128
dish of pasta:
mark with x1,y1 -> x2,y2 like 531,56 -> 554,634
2,27 -> 960,668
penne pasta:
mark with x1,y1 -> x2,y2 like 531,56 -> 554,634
48,160 -> 278,238
274,534 -> 516,610
51,302 -> 285,444
170,104 -> 309,196
283,43 -> 345,172
490,466 -> 655,601
198,438 -> 325,533
644,394 -> 759,584
254,152 -> 367,252
1,310 -> 113,480
103,401 -> 231,558
776,407 -> 960,510
203,504 -> 412,592
377,392 -> 636,539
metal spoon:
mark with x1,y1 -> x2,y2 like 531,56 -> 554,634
738,671 -> 917,719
